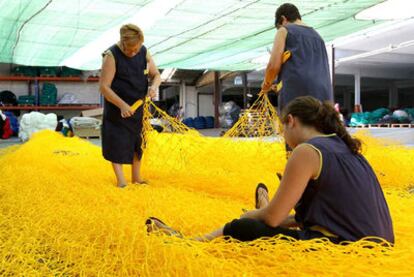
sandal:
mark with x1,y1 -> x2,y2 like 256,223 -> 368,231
255,183 -> 269,209
145,217 -> 183,238
145,217 -> 167,226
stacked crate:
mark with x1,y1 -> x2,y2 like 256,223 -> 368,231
40,83 -> 57,105
18,95 -> 36,105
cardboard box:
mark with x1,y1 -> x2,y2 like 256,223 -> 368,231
72,126 -> 101,139
81,108 -> 103,121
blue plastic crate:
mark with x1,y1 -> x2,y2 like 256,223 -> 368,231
193,116 -> 207,129
182,118 -> 194,128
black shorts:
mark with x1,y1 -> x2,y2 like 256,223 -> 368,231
223,218 -> 338,243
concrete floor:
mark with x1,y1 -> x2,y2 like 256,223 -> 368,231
0,129 -> 226,149
1,128 -> 413,149
0,137 -> 21,149
348,128 -> 414,147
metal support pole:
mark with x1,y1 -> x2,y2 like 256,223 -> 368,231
242,72 -> 248,109
354,69 -> 361,112
213,71 -> 221,128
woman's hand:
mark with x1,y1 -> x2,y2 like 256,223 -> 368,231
120,103 -> 134,118
148,86 -> 157,99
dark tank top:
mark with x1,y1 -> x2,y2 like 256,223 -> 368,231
103,44 -> 148,130
278,24 -> 333,112
295,135 -> 394,243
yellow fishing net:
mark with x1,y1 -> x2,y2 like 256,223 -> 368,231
224,92 -> 282,138
0,95 -> 413,276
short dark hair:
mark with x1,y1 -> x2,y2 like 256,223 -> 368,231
275,3 -> 302,27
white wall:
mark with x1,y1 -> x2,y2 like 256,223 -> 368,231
198,94 -> 214,117
183,86 -> 197,118
181,86 -> 214,118
0,81 -> 29,96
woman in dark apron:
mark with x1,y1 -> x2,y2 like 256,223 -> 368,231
261,3 -> 333,158
261,3 -> 333,109
99,24 -> 161,188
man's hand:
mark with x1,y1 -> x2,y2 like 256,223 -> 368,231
261,80 -> 272,93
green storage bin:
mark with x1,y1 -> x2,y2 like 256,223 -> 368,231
11,66 -> 37,77
18,95 -> 35,105
42,83 -> 58,96
39,94 -> 57,105
61,67 -> 81,77
38,67 -> 58,77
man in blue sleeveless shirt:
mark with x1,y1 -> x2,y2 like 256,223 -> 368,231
261,3 -> 333,112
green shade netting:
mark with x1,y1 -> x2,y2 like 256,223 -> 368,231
0,0 -> 385,70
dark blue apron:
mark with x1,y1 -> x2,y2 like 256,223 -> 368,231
101,44 -> 148,164
277,24 -> 333,113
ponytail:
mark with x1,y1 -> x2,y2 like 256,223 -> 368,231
281,96 -> 362,154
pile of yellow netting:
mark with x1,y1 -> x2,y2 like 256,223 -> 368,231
1,94 -> 413,276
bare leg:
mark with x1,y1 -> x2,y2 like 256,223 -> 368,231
112,163 -> 127,187
146,187 -> 268,241
131,153 -> 145,184
194,227 -> 224,242
146,218 -> 224,242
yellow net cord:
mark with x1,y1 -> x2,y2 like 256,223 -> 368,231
224,92 -> 282,138
0,95 -> 413,276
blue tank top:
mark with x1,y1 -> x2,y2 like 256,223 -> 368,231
278,24 -> 333,112
295,135 -> 394,243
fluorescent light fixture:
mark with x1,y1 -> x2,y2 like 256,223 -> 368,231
335,39 -> 414,65
356,0 -> 414,20
160,68 -> 177,81
62,0 -> 183,69
336,46 -> 394,64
